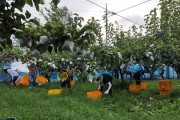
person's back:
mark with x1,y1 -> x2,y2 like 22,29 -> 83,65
67,67 -> 74,80
67,68 -> 74,77
57,70 -> 68,79
133,70 -> 144,85
97,74 -> 113,96
102,74 -> 112,84
134,70 -> 144,78
28,64 -> 37,75
2,66 -> 19,88
7,69 -> 19,77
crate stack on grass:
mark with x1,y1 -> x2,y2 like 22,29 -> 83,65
158,80 -> 172,96
20,75 -> 29,86
87,91 -> 102,99
48,89 -> 62,95
36,76 -> 47,85
129,82 -> 149,92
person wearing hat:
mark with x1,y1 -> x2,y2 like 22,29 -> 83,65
96,73 -> 113,96
2,66 -> 20,88
27,60 -> 38,88
67,65 -> 75,82
57,67 -> 72,93
35,59 -> 44,78
36,59 -> 43,72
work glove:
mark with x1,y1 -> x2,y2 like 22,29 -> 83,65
104,90 -> 109,95
62,78 -> 66,82
98,84 -> 101,91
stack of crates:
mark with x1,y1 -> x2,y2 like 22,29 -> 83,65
158,80 -> 172,96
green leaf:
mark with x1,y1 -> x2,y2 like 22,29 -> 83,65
15,32 -> 26,40
52,0 -> 60,7
33,0 -> 40,11
19,14 -> 26,20
25,0 -> 33,6
29,19 -> 40,25
16,5 -> 23,12
16,0 -> 25,8
0,43 -> 4,50
25,10 -> 31,19
40,0 -> 45,4
0,41 -> 7,49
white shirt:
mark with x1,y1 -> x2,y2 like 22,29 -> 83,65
7,69 -> 19,78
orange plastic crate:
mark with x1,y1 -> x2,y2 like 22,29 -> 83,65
36,76 -> 47,84
48,89 -> 62,95
129,85 -> 142,92
158,80 -> 172,91
87,91 -> 102,99
11,82 -> 20,86
160,90 -> 172,96
140,83 -> 149,89
20,75 -> 29,86
70,80 -> 75,86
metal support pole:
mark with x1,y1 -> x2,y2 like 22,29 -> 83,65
105,4 -> 108,46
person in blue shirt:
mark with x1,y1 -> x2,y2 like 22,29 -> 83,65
2,66 -> 20,88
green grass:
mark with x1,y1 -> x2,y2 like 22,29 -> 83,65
0,79 -> 180,120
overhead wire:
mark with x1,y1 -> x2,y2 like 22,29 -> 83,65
86,0 -> 151,25
108,0 -> 151,19
116,0 -> 151,14
24,0 -> 151,25
69,10 -> 104,12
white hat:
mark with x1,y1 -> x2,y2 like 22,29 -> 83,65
2,66 -> 7,69
29,60 -> 33,63
38,59 -> 43,62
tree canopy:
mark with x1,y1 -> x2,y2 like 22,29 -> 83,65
0,0 -> 179,78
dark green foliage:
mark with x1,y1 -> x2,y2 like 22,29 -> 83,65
0,0 -> 61,48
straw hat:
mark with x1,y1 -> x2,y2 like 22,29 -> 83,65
29,60 -> 33,63
38,59 -> 43,62
2,66 -> 7,70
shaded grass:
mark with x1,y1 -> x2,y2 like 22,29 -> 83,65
0,79 -> 180,120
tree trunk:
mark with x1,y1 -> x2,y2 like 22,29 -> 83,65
150,71 -> 153,80
150,68 -> 157,80
177,73 -> 179,79
119,69 -> 124,82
